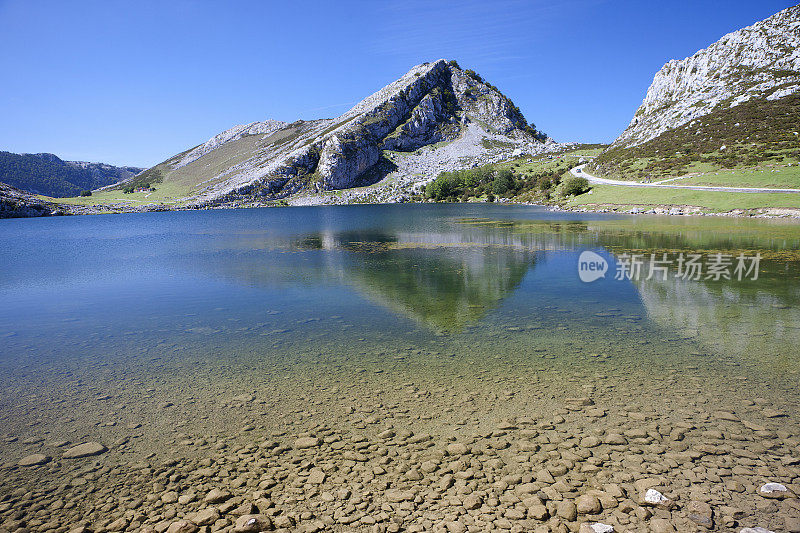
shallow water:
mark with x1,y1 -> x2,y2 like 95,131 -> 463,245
0,204 -> 799,532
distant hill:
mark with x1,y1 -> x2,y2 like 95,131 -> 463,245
0,151 -> 143,197
594,5 -> 800,180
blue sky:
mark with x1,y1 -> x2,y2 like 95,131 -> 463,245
0,0 -> 796,167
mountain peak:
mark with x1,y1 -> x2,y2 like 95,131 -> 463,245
127,60 -> 556,206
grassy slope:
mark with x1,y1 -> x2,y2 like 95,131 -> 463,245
50,123 -> 314,207
574,94 -> 800,213
593,93 -> 800,182
568,183 -> 800,212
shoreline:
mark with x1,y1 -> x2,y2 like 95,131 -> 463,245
3,197 -> 800,221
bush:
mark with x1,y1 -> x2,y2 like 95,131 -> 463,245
491,170 -> 515,195
79,190 -> 92,197
560,176 -> 590,197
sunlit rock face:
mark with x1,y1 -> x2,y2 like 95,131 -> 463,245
135,60 -> 558,207
612,5 -> 800,149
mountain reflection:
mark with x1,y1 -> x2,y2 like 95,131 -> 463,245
295,231 -> 538,332
202,214 -> 800,344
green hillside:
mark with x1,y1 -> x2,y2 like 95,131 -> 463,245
0,151 -> 142,197
591,94 -> 800,183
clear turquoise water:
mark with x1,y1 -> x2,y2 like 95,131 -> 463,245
0,204 -> 799,456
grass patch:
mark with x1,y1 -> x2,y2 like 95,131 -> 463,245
568,183 -> 800,212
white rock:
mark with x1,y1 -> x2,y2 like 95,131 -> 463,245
758,482 -> 790,498
644,488 -> 670,505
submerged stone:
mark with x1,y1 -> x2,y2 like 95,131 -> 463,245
63,442 -> 107,458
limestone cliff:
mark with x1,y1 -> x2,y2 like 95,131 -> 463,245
612,5 -> 800,149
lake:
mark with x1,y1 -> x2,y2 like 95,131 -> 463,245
1,204 -> 798,532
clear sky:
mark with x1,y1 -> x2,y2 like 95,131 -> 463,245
0,0 -> 796,167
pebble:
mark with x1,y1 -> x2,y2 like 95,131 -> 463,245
62,442 -> 107,458
204,488 -> 232,503
758,482 -> 792,499
557,500 -> 577,521
462,494 -> 482,510
642,488 -> 672,509
234,514 -> 272,532
687,500 -> 713,529
17,453 -> 50,466
576,494 -> 602,514
307,468 -> 326,484
191,508 -> 220,526
294,436 -> 321,449
650,518 -> 676,533
166,520 -> 198,533
106,518 -> 128,531
579,524 -> 614,533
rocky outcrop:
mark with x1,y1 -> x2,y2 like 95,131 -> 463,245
141,59 -> 554,206
612,5 -> 800,148
0,182 -> 67,218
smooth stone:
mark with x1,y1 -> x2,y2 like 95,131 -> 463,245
204,489 -> 232,503
576,494 -> 602,514
581,436 -> 601,448
294,437 -> 321,449
603,433 -> 627,445
307,468 -> 326,484
759,482 -> 792,499
687,500 -> 713,529
739,529 -> 775,533
650,518 -> 675,533
18,454 -> 50,466
191,508 -> 220,526
579,524 -> 614,533
557,500 -> 577,521
446,443 -> 469,455
166,520 -> 199,533
63,442 -> 107,458
233,515 -> 272,533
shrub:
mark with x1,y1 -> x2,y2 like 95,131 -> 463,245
560,176 -> 590,196
79,190 -> 92,197
491,169 -> 515,195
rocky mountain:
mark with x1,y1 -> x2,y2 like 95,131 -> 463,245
0,182 -> 67,218
126,59 -> 556,206
612,4 -> 800,149
0,151 -> 144,197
